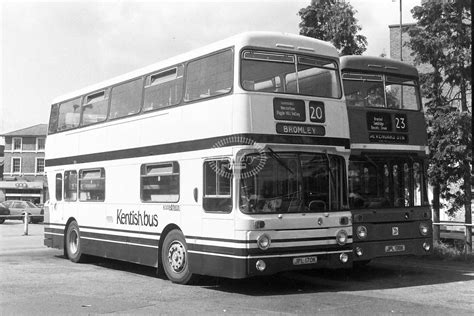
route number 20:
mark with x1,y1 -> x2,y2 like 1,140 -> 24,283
309,101 -> 325,123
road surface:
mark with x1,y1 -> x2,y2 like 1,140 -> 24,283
1,221 -> 473,315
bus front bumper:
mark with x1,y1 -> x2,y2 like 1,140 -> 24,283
352,238 -> 432,261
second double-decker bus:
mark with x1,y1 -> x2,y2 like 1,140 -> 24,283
340,56 -> 432,265
44,32 -> 353,284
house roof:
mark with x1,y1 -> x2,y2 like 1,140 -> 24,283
1,124 -> 48,137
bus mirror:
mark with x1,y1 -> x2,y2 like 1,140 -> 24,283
193,188 -> 198,203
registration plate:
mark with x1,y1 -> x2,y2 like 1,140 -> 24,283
385,244 -> 406,253
292,256 -> 317,265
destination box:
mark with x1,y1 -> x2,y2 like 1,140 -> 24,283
276,123 -> 325,136
367,112 -> 392,132
273,98 -> 306,122
369,133 -> 408,144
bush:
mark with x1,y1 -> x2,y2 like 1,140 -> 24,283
430,240 -> 474,263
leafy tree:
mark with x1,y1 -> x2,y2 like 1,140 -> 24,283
407,0 -> 472,253
298,0 -> 367,56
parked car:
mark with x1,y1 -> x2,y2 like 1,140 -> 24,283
0,200 -> 44,223
0,203 -> 11,224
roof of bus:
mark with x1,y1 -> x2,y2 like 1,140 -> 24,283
340,55 -> 419,78
52,31 -> 339,104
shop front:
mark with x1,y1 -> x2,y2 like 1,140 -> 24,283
0,180 -> 48,205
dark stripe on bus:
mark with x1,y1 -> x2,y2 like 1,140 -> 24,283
189,242 -> 351,257
45,133 -> 351,167
79,225 -> 161,237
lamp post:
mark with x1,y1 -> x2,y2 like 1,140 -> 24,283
400,0 -> 403,61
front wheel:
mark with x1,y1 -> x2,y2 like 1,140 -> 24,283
161,229 -> 194,284
66,221 -> 84,263
0,219 -> 5,224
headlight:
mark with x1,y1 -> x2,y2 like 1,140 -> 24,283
419,223 -> 429,236
339,253 -> 349,263
355,247 -> 363,257
356,225 -> 368,239
257,234 -> 271,250
336,230 -> 348,246
423,242 -> 431,251
256,259 -> 266,271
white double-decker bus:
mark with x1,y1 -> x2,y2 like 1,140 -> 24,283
44,32 -> 352,284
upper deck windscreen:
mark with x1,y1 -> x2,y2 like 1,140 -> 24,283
342,73 -> 421,111
241,50 -> 341,99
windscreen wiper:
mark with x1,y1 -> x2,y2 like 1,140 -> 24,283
267,147 -> 294,175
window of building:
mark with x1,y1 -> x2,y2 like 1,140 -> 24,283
13,137 -> 22,151
36,158 -> 45,174
81,91 -> 109,126
36,138 -> 46,151
64,170 -> 78,201
203,159 -> 232,212
141,162 -> 179,202
143,66 -> 184,111
184,49 -> 233,102
109,78 -> 143,120
11,157 -> 21,173
55,173 -> 63,201
79,168 -> 105,201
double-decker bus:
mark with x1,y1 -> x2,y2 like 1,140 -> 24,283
44,32 -> 352,284
340,56 -> 432,265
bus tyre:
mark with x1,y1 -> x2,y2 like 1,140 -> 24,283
161,229 -> 194,285
66,221 -> 84,263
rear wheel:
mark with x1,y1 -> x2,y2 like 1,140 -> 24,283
66,221 -> 84,263
161,229 -> 194,284
0,219 -> 4,224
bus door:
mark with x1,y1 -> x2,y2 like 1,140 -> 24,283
201,158 -> 235,235
48,170 -> 66,223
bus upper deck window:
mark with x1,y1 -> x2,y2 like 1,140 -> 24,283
57,98 -> 82,131
184,49 -> 233,102
81,91 -> 109,127
143,66 -> 184,111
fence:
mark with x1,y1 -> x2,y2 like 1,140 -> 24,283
433,221 -> 473,253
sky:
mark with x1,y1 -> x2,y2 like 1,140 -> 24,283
0,0 -> 420,136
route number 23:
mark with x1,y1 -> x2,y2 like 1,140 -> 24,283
394,114 -> 408,132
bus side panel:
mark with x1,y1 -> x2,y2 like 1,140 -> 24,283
188,251 -> 247,279
80,237 -> 159,267
43,224 -> 65,249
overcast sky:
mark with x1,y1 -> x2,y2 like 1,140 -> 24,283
0,0 -> 420,135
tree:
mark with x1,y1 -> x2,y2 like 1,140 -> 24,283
298,0 -> 367,56
407,0 -> 472,253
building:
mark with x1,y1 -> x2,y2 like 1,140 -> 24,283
388,23 -> 432,74
0,138 -> 4,180
0,124 -> 48,204
389,22 -> 471,111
